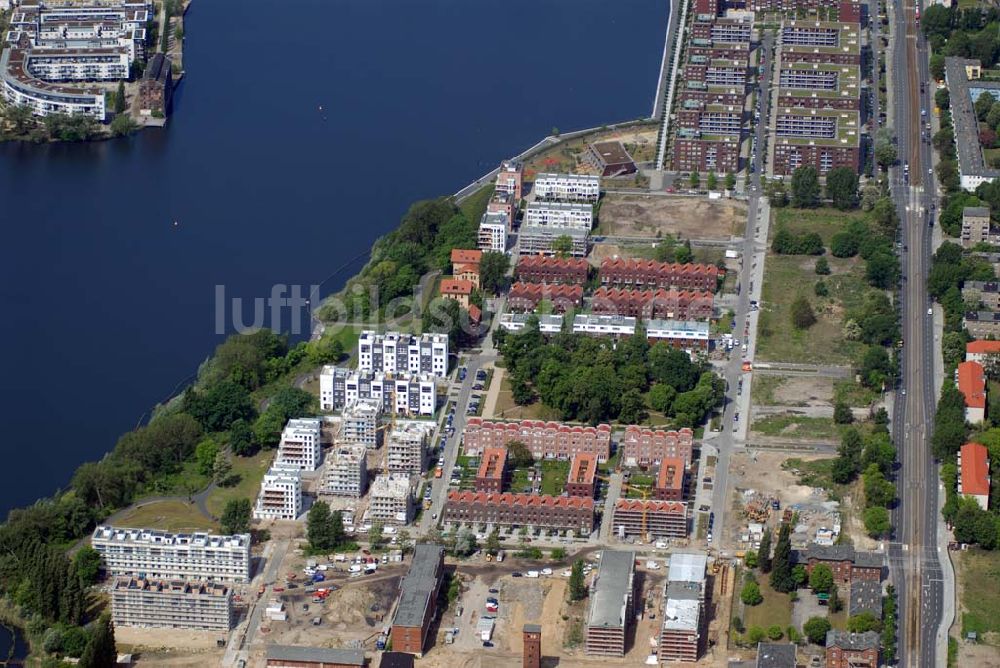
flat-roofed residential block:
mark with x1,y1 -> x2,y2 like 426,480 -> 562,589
275,418 -> 322,471
532,173 -> 601,202
964,310 -> 1000,338
612,499 -> 688,539
518,224 -> 589,257
475,447 -> 508,493
962,280 -> 1000,311
523,201 -> 594,230
499,313 -> 564,333
461,418 -> 612,461
646,319 -> 711,350
253,465 -> 302,521
945,58 -> 1000,189
369,473 -> 414,526
322,444 -> 368,497
387,423 -> 431,476
319,368 -> 435,416
572,314 -> 637,337
494,160 -> 523,201
770,107 -> 860,175
358,331 -> 449,379
565,453 -> 598,498
961,207 -> 993,247
389,544 -> 446,656
655,457 -> 686,501
478,210 -> 509,252
659,552 -> 708,662
584,141 -> 637,177
265,645 -> 365,668
340,398 -> 382,447
92,526 -> 251,583
585,550 -> 637,656
111,577 -> 233,631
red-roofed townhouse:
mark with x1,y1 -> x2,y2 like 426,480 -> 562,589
957,361 -> 987,425
966,340 -> 1000,364
611,499 -> 688,539
959,442 -> 991,510
440,278 -> 474,309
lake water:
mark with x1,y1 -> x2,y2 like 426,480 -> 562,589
0,0 -> 668,517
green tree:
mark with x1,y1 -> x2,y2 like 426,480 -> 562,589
809,563 -> 834,593
725,172 -> 737,190
60,565 -> 85,626
803,616 -> 832,645
826,167 -> 859,209
649,383 -> 678,414
690,171 -> 701,189
863,463 -> 895,507
114,80 -> 127,115
767,625 -> 784,640
569,560 -> 587,601
618,388 -> 648,424
833,402 -> 854,424
829,584 -> 843,613
746,626 -> 766,644
791,295 -> 817,329
220,498 -> 252,535
213,449 -> 233,483
707,170 -> 718,190
744,550 -> 759,568
479,251 -> 511,294
792,564 -> 807,587
848,611 -> 881,633
307,500 -> 335,552
741,579 -> 763,605
758,529 -> 773,573
874,132 -> 897,169
194,438 -> 219,476
485,528 -> 501,556
815,257 -> 831,275
369,521 -> 385,550
228,418 -> 257,456
79,613 -> 116,668
790,165 -> 821,208
507,440 -> 534,467
110,113 -> 137,137
769,523 -> 795,592
552,235 -> 573,257
814,280 -> 829,297
73,546 -> 102,586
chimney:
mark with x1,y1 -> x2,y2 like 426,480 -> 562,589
523,623 -> 542,668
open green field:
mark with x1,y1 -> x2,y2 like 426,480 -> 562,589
751,414 -> 839,440
116,500 -> 217,532
458,184 -> 494,224
834,380 -> 880,408
773,206 -> 871,245
540,460 -> 571,496
493,375 -> 563,421
205,449 -> 273,518
756,251 -> 868,365
743,575 -> 793,631
956,549 -> 1000,641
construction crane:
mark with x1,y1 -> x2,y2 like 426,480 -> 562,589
621,482 -> 653,543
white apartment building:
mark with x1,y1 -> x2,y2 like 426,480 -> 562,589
341,398 -> 382,447
387,423 -> 431,475
572,314 -> 637,337
478,211 -> 508,252
91,526 -> 251,583
533,173 -> 601,203
323,444 -> 368,497
275,417 -> 322,471
369,473 -> 414,526
111,577 -> 234,631
357,331 -> 449,378
253,465 -> 302,521
320,367 -> 436,416
523,202 -> 594,230
499,313 -> 564,333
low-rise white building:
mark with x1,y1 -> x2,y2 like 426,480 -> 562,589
252,465 -> 302,521
369,473 -> 413,526
499,313 -> 564,333
572,314 -> 637,337
275,418 -> 322,471
91,526 -> 251,583
323,444 -> 368,497
533,173 -> 601,203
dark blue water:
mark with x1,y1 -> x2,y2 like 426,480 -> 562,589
0,0 -> 667,516
0,623 -> 27,664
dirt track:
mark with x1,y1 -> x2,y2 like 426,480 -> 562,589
599,194 -> 746,240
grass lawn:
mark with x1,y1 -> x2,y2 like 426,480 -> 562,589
493,375 -> 563,421
956,549 -> 1000,640
751,414 -> 839,440
116,500 -> 217,532
751,375 -> 785,405
540,460 -> 571,496
137,460 -> 211,498
459,184 -> 494,224
756,252 -> 868,365
743,575 -> 794,631
773,207 -> 871,246
834,380 -> 880,408
205,449 -> 273,518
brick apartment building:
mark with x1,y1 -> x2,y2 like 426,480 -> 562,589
825,630 -> 880,668
678,85 -> 747,107
690,18 -> 752,43
508,282 -> 584,313
585,551 -> 637,656
443,491 -> 595,534
390,544 -> 445,657
475,447 -> 508,493
621,426 -> 695,468
461,419 -> 612,461
672,135 -> 742,173
692,0 -> 719,15
138,53 -> 172,115
565,453 -> 598,498
599,259 -> 720,291
515,256 -> 589,284
682,60 -> 749,87
771,107 -> 860,176
776,62 -> 861,111
655,457 -> 686,501
751,0 -> 861,22
798,545 -> 883,585
591,288 -> 714,320
612,499 -> 688,539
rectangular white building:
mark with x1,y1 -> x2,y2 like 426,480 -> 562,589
111,577 -> 234,631
387,423 -> 432,475
91,526 -> 251,583
275,417 -> 322,471
523,202 -> 594,230
369,473 -> 414,526
478,211 -> 508,252
358,331 -> 449,378
342,398 -> 382,447
533,173 -> 601,203
572,314 -> 637,337
320,368 -> 436,416
253,465 -> 302,521
499,313 -> 564,333
323,444 -> 368,497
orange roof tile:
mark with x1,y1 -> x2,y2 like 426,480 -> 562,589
957,361 -> 987,409
440,278 -> 474,296
967,340 -> 1000,356
451,249 -> 482,265
961,442 -> 991,497
613,498 -> 686,514
656,457 -> 685,490
446,490 -> 594,509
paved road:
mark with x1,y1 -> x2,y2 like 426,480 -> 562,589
887,2 -> 944,666
705,29 -> 776,557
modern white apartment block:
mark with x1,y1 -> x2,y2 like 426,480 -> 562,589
320,367 -> 436,416
341,398 -> 383,447
387,423 -> 431,475
91,526 -> 251,583
252,465 -> 302,521
478,211 -> 509,252
369,473 -> 414,526
572,314 -> 637,337
523,202 -> 594,230
323,444 -> 368,497
111,577 -> 234,631
533,173 -> 601,203
275,417 -> 322,471
358,331 -> 449,378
